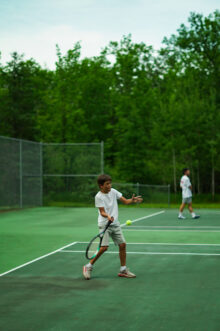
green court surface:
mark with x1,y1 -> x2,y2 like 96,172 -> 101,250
1,207 -> 220,331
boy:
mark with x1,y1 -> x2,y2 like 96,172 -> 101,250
178,168 -> 200,219
83,174 -> 142,280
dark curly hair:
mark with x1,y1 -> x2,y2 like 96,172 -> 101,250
97,174 -> 112,187
182,168 -> 189,175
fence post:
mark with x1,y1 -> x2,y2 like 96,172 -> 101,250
19,140 -> 23,208
101,141 -> 104,173
137,182 -> 140,196
168,184 -> 171,208
40,142 -> 43,206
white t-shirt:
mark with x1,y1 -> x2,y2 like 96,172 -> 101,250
95,188 -> 122,226
180,175 -> 192,198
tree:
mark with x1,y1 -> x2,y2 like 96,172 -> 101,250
0,52 -> 49,140
157,11 -> 220,196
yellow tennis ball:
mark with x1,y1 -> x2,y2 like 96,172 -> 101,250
126,220 -> 132,226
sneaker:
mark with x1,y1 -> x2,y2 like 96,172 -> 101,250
118,268 -> 136,278
192,215 -> 200,219
83,265 -> 93,280
178,215 -> 186,219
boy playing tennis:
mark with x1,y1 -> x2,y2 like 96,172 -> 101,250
178,168 -> 200,219
83,174 -> 142,280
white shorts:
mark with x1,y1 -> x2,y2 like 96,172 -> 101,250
99,225 -> 126,246
182,197 -> 192,204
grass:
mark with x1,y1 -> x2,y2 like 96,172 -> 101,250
45,201 -> 220,209
1,191 -> 219,210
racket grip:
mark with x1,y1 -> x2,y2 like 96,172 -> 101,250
105,220 -> 112,231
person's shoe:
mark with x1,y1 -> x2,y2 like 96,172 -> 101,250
118,268 -> 136,278
192,215 -> 200,219
83,265 -> 93,280
178,215 -> 186,219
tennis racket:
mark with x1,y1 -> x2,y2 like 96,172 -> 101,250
85,220 -> 112,260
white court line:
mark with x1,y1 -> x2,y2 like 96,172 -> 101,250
0,242 -> 78,277
59,250 -> 220,256
120,210 -> 165,227
127,226 -> 220,229
76,242 -> 220,246
122,229 -> 220,232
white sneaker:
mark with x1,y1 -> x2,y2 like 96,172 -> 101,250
192,215 -> 200,219
83,265 -> 93,280
118,268 -> 136,278
178,215 -> 186,219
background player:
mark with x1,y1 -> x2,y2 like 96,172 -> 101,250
178,168 -> 200,219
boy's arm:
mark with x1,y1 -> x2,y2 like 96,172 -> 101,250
120,194 -> 143,205
98,207 -> 114,222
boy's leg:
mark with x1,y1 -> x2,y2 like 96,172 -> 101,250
83,246 -> 108,280
90,246 -> 108,265
179,202 -> 186,212
83,227 -> 110,280
188,202 -> 194,213
119,242 -> 126,267
91,226 -> 110,265
188,202 -> 200,219
178,202 -> 186,219
118,242 -> 136,278
111,226 -> 136,278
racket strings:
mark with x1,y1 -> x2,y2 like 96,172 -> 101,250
87,238 -> 100,259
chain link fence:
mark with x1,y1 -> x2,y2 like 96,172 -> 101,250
0,136 -> 103,209
43,142 -> 104,206
0,136 -> 170,208
0,136 -> 42,209
113,182 -> 170,207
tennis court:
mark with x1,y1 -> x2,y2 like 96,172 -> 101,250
1,207 -> 220,331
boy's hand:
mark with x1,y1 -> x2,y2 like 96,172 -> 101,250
107,215 -> 114,222
132,194 -> 143,203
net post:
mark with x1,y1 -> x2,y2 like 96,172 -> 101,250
168,184 -> 171,208
101,141 -> 104,173
19,140 -> 23,208
40,142 -> 43,206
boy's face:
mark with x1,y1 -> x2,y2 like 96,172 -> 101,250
186,169 -> 190,176
100,180 -> 112,193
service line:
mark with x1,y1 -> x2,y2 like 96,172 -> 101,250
121,210 -> 165,227
0,242 -> 78,277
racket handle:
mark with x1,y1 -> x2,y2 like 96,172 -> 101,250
104,219 -> 112,231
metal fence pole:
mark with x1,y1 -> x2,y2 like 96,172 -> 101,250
137,182 -> 140,196
168,184 -> 171,207
136,182 -> 140,207
101,141 -> 104,173
19,140 -> 23,208
40,142 -> 43,206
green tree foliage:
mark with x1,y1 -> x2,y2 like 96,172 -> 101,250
0,52 -> 50,139
103,36 -> 159,183
157,10 -> 220,195
0,11 -> 219,195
